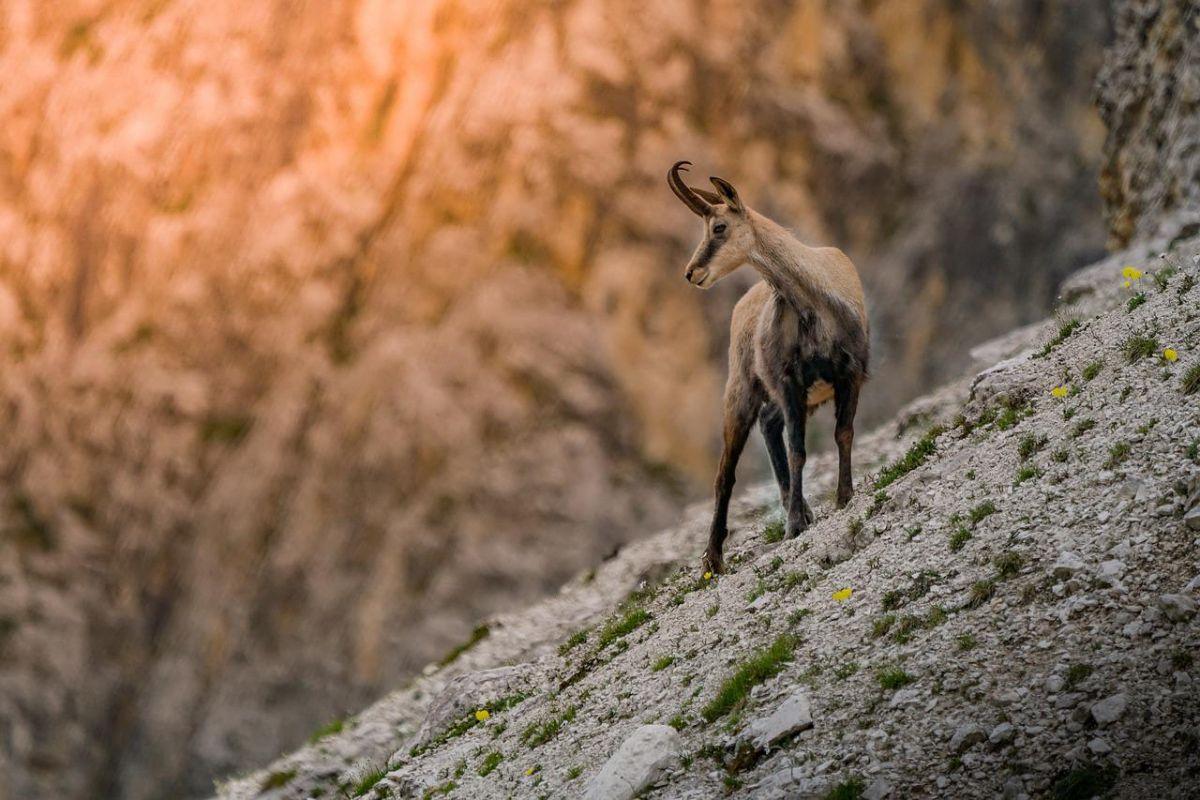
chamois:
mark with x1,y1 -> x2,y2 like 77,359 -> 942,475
668,161 -> 869,574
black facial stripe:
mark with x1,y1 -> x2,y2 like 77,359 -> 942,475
695,237 -> 723,270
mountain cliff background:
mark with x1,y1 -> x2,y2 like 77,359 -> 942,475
0,1 -> 1121,798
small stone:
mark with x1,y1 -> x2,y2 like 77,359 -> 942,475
1045,674 -> 1065,693
1052,552 -> 1086,578
1158,594 -> 1197,622
743,691 -> 813,750
1088,738 -> 1112,755
888,688 -> 922,709
863,776 -> 892,800
1090,693 -> 1128,727
1098,559 -> 1126,578
1184,506 -> 1200,531
1002,776 -> 1024,800
989,722 -> 1016,746
950,722 -> 987,753
583,725 -> 681,800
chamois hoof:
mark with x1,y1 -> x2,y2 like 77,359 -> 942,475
702,549 -> 725,576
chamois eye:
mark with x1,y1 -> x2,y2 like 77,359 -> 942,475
713,223 -> 727,235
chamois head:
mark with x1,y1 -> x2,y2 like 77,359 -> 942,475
668,161 -> 754,289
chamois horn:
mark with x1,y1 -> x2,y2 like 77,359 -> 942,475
668,161 -> 712,216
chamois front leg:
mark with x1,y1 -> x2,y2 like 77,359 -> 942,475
703,392 -> 758,575
833,375 -> 861,508
780,374 -> 811,539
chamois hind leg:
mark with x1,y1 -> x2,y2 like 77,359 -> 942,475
703,388 -> 759,575
780,373 -> 811,539
758,402 -> 789,506
833,374 -> 861,508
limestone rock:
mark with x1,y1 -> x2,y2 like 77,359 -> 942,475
583,725 -> 682,800
744,692 -> 814,750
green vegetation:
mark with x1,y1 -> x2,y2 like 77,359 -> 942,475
1153,266 -> 1176,291
1104,441 -> 1132,469
1051,763 -> 1117,800
651,655 -> 675,672
596,608 -> 651,650
1081,361 -> 1103,381
440,623 -> 490,666
824,777 -> 866,800
876,666 -> 914,691
880,590 -> 904,611
1014,465 -> 1041,485
422,780 -> 457,799
994,397 -> 1031,431
871,614 -> 896,638
763,518 -> 786,543
668,714 -> 687,731
956,633 -> 978,651
477,750 -> 503,777
787,608 -> 812,626
994,552 -> 1024,579
948,526 -> 972,552
1064,663 -> 1093,690
521,706 -> 577,748
1035,319 -> 1082,358
833,661 -> 860,681
260,769 -> 296,791
1126,292 -> 1146,311
1123,332 -> 1159,363
968,500 -> 998,524
558,628 -> 588,656
1052,448 -> 1069,463
1018,434 -> 1048,460
967,579 -> 996,609
350,767 -> 388,797
875,425 -> 946,489
701,634 -> 797,722
307,718 -> 345,744
1182,363 -> 1200,395
866,490 -> 889,518
1071,418 -> 1096,437
566,765 -> 584,781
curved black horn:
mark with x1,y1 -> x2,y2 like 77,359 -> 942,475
668,161 -> 712,216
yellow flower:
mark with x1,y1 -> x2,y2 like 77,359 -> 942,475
832,587 -> 853,602
1164,348 -> 1178,362
1050,386 -> 1069,398
1121,266 -> 1143,280
703,571 -> 713,581
525,766 -> 539,776
475,709 -> 490,722
1122,279 -> 1132,288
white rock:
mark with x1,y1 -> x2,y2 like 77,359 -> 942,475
1090,693 -> 1128,726
583,725 -> 681,800
1098,559 -> 1126,578
888,688 -> 922,709
863,776 -> 892,800
753,767 -> 828,798
1052,552 -> 1086,578
1044,675 -> 1065,693
744,691 -> 813,749
1184,506 -> 1200,531
949,722 -> 987,753
1158,593 -> 1197,622
989,722 -> 1016,745
1088,738 -> 1112,755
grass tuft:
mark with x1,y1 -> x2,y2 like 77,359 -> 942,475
596,608 -> 651,650
1182,364 -> 1200,395
968,500 -> 998,524
651,655 -> 675,672
876,666 -> 914,690
558,628 -> 588,656
521,706 -> 576,748
1126,292 -> 1146,312
825,777 -> 866,800
260,769 -> 296,791
967,579 -> 996,609
763,518 -> 786,543
1081,361 -> 1103,381
350,768 -> 388,797
875,425 -> 946,489
1123,332 -> 1159,363
1035,319 -> 1081,358
477,750 -> 503,777
440,623 -> 490,666
1103,441 -> 1131,469
948,526 -> 972,552
701,634 -> 797,722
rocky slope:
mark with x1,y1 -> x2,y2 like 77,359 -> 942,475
213,233 -> 1200,799
0,2 -> 1113,797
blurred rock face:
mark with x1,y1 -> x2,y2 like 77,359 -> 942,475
0,1 -> 1108,797
1097,0 -> 1200,246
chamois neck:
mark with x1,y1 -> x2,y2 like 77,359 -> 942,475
747,213 -> 825,311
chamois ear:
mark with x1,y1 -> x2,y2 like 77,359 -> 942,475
690,186 -> 723,205
709,176 -> 743,214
